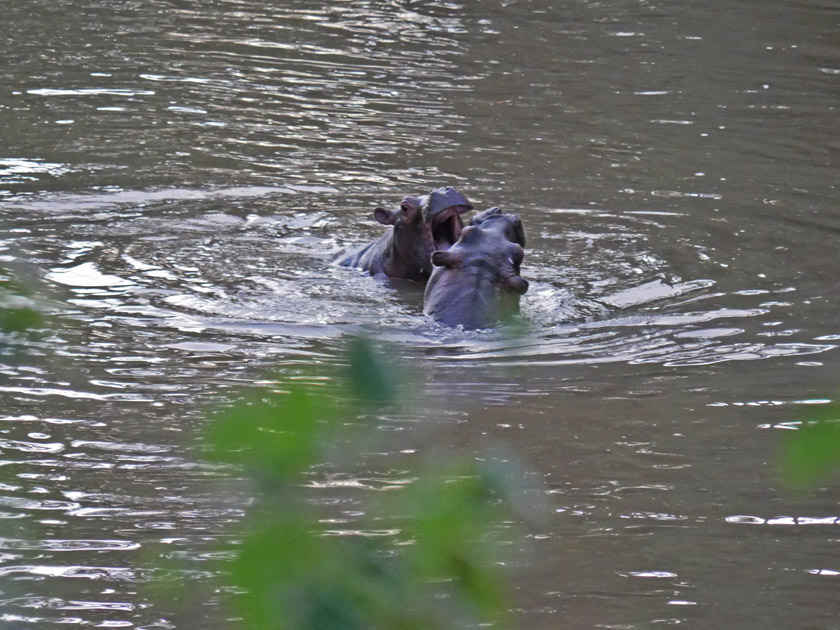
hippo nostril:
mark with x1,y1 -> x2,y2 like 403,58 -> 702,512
504,274 -> 529,295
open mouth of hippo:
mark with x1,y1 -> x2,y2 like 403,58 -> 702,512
431,206 -> 464,251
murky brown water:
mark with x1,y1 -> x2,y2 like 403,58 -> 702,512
2,0 -> 840,627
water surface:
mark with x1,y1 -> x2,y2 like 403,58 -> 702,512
2,0 -> 840,628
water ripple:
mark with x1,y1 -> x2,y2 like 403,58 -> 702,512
0,539 -> 140,552
3,1 -> 840,628
0,497 -> 81,512
0,439 -> 64,454
0,387 -> 154,403
0,565 -> 142,581
726,515 -> 840,526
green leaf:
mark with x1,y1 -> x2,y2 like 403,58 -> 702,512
345,336 -> 395,407
197,337 -> 515,630
398,464 -> 511,622
0,307 -> 43,333
206,384 -> 335,483
784,414 -> 840,488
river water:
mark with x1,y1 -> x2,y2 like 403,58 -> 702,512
2,0 -> 840,627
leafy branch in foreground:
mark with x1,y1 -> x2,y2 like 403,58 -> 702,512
783,398 -> 840,489
202,337 -> 519,630
0,268 -> 44,334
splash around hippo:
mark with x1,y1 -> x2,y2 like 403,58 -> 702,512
423,207 -> 529,330
335,187 -> 473,282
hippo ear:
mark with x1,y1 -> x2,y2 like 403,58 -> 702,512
511,217 -> 526,248
470,207 -> 501,226
374,207 -> 396,225
431,251 -> 462,268
505,275 -> 529,295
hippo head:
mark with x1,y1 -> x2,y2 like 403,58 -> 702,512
469,206 -> 526,249
372,187 -> 472,281
420,186 -> 474,253
424,210 -> 529,329
430,225 -> 529,296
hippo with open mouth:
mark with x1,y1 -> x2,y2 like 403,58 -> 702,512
335,187 -> 473,282
423,207 -> 529,329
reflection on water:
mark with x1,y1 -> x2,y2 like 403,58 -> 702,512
3,0 -> 840,627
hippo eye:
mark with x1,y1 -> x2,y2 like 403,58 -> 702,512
400,203 -> 410,213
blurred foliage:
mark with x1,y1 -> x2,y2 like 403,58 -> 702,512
783,399 -> 840,489
0,268 -> 44,334
0,305 -> 43,333
203,336 -> 517,630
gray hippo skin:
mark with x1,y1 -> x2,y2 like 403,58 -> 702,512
470,206 -> 526,248
336,187 -> 473,282
423,208 -> 529,329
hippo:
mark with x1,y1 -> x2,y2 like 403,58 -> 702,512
423,208 -> 529,329
335,187 -> 473,282
470,206 -> 526,248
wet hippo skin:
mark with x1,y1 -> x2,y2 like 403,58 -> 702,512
336,187 -> 473,282
423,208 -> 529,329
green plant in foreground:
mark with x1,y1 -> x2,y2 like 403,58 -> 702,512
783,398 -> 840,489
0,269 -> 44,334
204,337 -> 516,630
